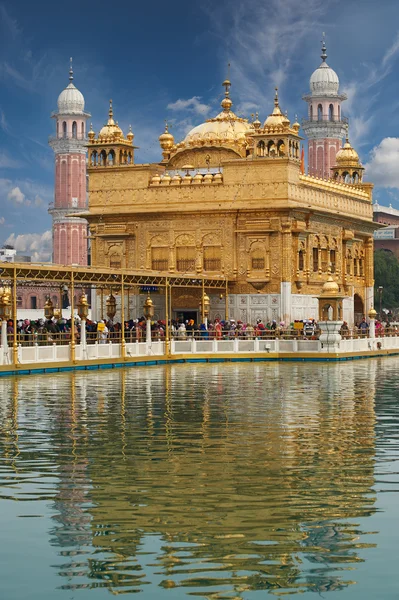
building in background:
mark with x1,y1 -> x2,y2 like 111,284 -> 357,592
373,202 -> 399,258
302,39 -> 348,178
48,60 -> 90,266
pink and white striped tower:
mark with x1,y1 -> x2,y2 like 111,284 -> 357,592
302,39 -> 348,179
49,59 -> 91,265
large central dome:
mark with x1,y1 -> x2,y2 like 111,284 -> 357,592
183,80 -> 251,148
309,41 -> 340,96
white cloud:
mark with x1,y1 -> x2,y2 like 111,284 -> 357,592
364,138 -> 399,188
7,186 -> 25,204
204,0 -> 329,115
167,96 -> 211,116
34,195 -> 44,207
0,217 -> 5,225
4,230 -> 52,262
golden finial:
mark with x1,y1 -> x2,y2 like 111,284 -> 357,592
274,87 -> 279,107
109,99 -> 113,119
88,122 -> 95,140
222,63 -> 231,96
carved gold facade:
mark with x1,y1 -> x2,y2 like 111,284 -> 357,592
83,86 -> 377,324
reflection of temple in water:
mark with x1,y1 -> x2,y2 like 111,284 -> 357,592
0,362 -> 379,596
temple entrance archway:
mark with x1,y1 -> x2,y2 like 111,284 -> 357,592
354,294 -> 364,324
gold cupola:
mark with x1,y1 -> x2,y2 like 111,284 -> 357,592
164,77 -> 251,169
250,88 -> 302,161
87,100 -> 137,169
159,122 -> 175,160
332,137 -> 364,184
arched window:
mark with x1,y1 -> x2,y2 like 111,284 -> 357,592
343,171 -> 351,184
81,122 -> 84,138
310,105 -> 313,120
62,121 -> 67,138
298,250 -> 304,272
30,296 -> 37,309
108,150 -> 115,166
17,296 -> 22,307
317,104 -> 323,121
56,122 -> 59,137
329,104 -> 334,120
353,172 -> 359,184
257,140 -> 265,157
91,150 -> 97,166
338,105 -> 341,119
277,140 -> 285,156
72,121 -> 77,138
100,150 -> 107,166
267,140 -> 276,156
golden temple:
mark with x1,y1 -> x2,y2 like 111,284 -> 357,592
83,80 -> 377,325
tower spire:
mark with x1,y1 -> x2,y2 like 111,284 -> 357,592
274,87 -> 279,108
321,33 -> 327,62
109,99 -> 113,120
69,57 -> 73,82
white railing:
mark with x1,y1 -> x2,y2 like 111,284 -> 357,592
2,335 -> 399,367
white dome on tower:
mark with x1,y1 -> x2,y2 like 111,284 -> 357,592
56,59 -> 85,114
309,40 -> 340,96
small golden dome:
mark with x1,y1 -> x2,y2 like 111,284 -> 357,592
151,173 -> 161,185
321,276 -> 339,295
193,172 -> 203,183
88,123 -> 95,141
159,123 -> 174,150
99,99 -> 124,140
335,138 -> 361,167
126,125 -> 134,141
203,172 -> 213,183
264,88 -> 288,129
292,115 -> 300,132
171,173 -> 182,184
368,306 -> 377,319
213,172 -> 223,183
253,112 -> 261,130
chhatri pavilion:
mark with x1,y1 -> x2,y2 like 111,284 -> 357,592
82,46 -> 376,325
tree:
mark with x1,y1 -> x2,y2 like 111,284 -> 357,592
374,249 -> 399,309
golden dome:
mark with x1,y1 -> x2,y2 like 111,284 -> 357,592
263,88 -> 289,129
126,125 -> 134,142
253,112 -> 261,130
159,123 -> 174,150
98,100 -> 124,140
183,79 -> 249,149
321,276 -> 340,295
368,306 -> 377,319
335,138 -> 361,167
88,123 -> 95,141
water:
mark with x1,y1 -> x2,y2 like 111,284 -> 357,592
0,361 -> 398,599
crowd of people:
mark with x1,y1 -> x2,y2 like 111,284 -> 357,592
5,315 -> 397,346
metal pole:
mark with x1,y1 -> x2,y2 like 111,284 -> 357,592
101,287 -> 104,320
70,273 -> 75,362
165,278 -> 169,356
121,275 -> 125,360
127,287 -> 130,321
81,318 -> 87,359
202,278 -> 205,324
225,278 -> 229,321
12,267 -> 17,367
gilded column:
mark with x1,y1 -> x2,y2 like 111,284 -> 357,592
364,236 -> 374,315
280,220 -> 292,325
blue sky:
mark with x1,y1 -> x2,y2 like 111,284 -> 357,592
1,0 -> 399,260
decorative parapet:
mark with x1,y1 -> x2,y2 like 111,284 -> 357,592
299,174 -> 371,200
150,171 -> 223,186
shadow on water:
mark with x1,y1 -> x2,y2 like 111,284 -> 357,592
0,359 -> 396,597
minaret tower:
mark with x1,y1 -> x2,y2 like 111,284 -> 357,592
302,38 -> 348,179
49,59 -> 91,265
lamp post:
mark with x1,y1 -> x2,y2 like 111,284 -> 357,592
378,286 -> 383,321
77,293 -> 90,359
143,295 -> 154,351
44,296 -> 54,320
0,287 -> 11,360
200,292 -> 210,328
106,291 -> 116,322
368,306 -> 377,339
